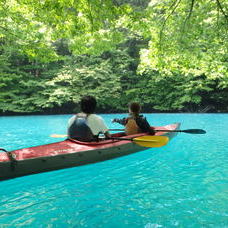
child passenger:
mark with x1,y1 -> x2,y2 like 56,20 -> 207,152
112,102 -> 155,136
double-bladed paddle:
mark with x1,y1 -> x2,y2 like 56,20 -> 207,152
50,134 -> 169,148
51,128 -> 206,137
109,128 -> 206,134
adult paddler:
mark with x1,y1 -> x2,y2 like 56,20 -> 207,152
68,96 -> 110,141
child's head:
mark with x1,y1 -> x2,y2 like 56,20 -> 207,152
129,102 -> 141,114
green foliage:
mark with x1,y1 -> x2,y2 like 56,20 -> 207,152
135,0 -> 228,112
38,55 -> 126,112
0,0 -> 227,114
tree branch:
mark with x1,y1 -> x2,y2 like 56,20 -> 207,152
182,0 -> 195,29
159,0 -> 182,48
216,0 -> 228,25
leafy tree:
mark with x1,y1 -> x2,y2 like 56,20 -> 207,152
0,0 -> 227,114
135,0 -> 228,112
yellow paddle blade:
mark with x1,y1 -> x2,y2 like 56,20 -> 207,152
50,134 -> 68,138
132,136 -> 169,148
50,134 -> 169,148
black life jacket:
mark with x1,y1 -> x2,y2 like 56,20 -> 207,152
135,115 -> 155,135
68,114 -> 94,141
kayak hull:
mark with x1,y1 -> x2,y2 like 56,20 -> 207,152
0,123 -> 180,180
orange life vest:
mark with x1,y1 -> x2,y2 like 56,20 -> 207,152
125,118 -> 141,135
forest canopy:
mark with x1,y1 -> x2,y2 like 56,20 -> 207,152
0,0 -> 227,114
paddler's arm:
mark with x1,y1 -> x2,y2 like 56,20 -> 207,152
112,118 -> 127,125
94,115 -> 111,139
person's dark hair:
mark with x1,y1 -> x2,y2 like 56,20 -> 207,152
80,96 -> 97,114
129,102 -> 141,114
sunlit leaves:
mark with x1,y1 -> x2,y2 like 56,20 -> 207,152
133,0 -> 228,111
0,0 -> 131,60
69,29 -> 124,55
0,0 -> 227,113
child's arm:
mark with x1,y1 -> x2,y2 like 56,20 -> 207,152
112,118 -> 127,125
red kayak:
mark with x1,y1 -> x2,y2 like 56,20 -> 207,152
0,123 -> 180,180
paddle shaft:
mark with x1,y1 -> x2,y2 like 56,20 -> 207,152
155,129 -> 197,133
155,129 -> 206,134
109,129 -> 206,134
109,137 -> 157,143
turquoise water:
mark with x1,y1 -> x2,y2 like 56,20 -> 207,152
0,114 -> 227,227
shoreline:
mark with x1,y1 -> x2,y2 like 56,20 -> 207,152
0,111 -> 227,117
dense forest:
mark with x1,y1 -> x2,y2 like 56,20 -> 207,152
0,0 -> 227,115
